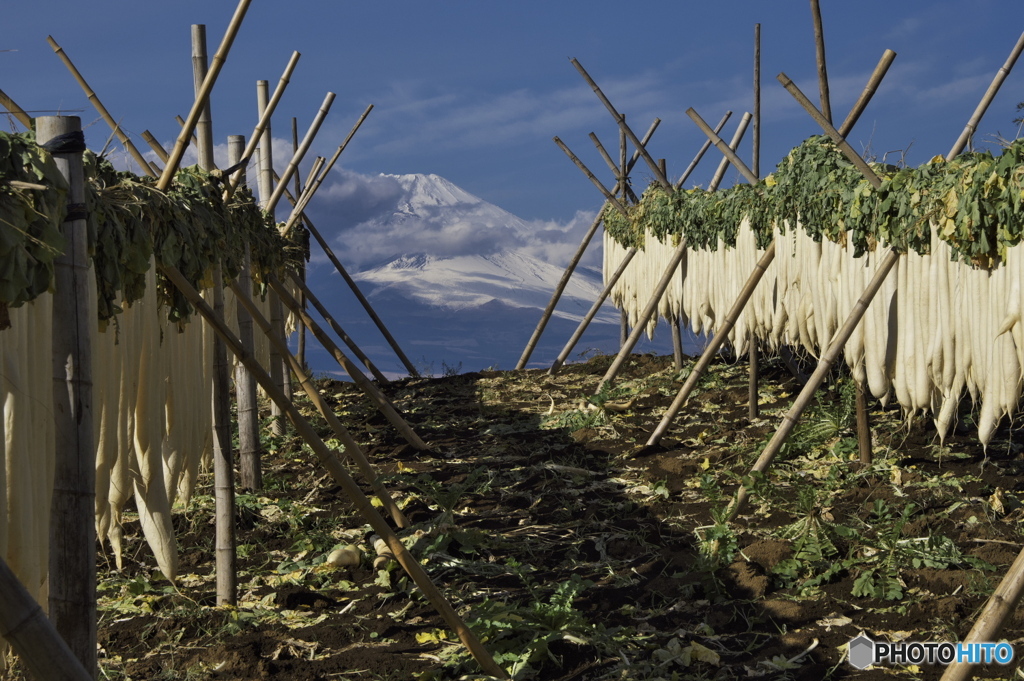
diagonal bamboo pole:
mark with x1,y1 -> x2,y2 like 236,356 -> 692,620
269,275 -> 429,450
547,114 -> 732,374
0,87 -> 32,129
0,554 -> 92,681
141,130 -> 170,163
158,0 -> 252,191
947,30 -> 1024,159
290,272 -> 390,384
593,112 -> 754,395
281,104 -> 375,236
157,263 -> 507,679
723,75 -> 892,522
299,203 -> 420,377
228,280 -> 409,528
265,92 -> 336,217
515,118 -> 662,370
46,36 -> 155,177
224,51 -> 301,200
571,58 -> 672,190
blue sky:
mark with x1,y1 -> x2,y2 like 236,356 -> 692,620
4,1 -> 1023,258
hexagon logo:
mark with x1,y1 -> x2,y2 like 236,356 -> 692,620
848,634 -> 875,670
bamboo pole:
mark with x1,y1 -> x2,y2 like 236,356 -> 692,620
292,118 -> 307,371
724,74 -> 891,521
299,202 -> 421,377
948,30 -> 1024,159
0,555 -> 92,681
224,51 -> 301,200
265,92 -> 336,217
269,275 -> 429,451
749,24 -> 762,421
157,263 -> 507,679
157,0 -> 252,191
709,113 -> 753,187
646,243 -> 777,446
0,88 -> 33,129
228,136 -> 262,493
551,248 -> 638,374
593,112 -> 754,394
228,280 -> 409,528
290,272 -> 391,384
571,58 -> 672,190
547,115 -> 731,374
41,115 -> 96,677
281,104 -> 375,236
646,53 -> 897,448
809,0 -> 832,124
46,36 -> 155,177
939,545 -> 1024,681
192,24 -> 237,606
141,130 -> 170,163
255,81 -> 290,438
675,111 -> 733,188
553,137 -> 628,215
515,118 -> 661,370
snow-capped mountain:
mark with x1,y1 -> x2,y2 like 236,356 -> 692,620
304,172 -> 681,377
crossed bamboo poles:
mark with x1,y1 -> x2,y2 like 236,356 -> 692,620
29,6 -> 508,676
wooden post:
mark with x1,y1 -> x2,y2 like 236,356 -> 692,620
0,555 -> 92,681
290,272 -> 391,384
158,0 -> 252,191
46,37 -> 155,177
292,117 -> 307,371
192,25 -> 237,606
228,281 -> 409,528
41,115 -> 96,677
749,23 -> 762,421
671,317 -> 684,371
809,0 -> 832,124
270,276 -> 429,451
158,263 -> 507,679
515,118 -> 660,370
229,135 -> 263,492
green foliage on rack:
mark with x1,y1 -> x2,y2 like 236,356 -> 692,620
0,131 -> 68,306
0,130 -> 302,322
604,135 -> 1024,268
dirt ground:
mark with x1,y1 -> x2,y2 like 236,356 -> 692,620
23,350 -> 1024,680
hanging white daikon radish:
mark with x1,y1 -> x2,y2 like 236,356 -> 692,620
131,266 -> 178,582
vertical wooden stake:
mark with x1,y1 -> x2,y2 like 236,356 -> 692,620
856,382 -> 871,464
809,0 -> 832,124
41,114 -> 96,677
256,80 -> 288,439
229,135 -> 262,491
749,23 -> 762,421
193,25 -> 237,606
292,117 -> 308,372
